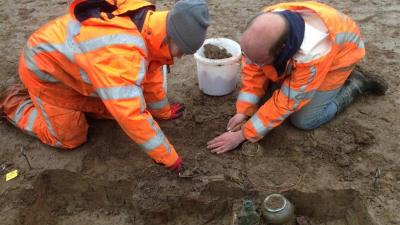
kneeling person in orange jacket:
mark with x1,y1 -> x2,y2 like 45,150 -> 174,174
0,0 -> 210,172
207,1 -> 387,154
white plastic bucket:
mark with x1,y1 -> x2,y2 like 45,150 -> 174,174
194,38 -> 242,96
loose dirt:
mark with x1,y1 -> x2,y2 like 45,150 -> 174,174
265,195 -> 284,210
203,43 -> 232,59
0,0 -> 399,225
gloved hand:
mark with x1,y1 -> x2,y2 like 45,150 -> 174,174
167,156 -> 183,173
170,103 -> 185,119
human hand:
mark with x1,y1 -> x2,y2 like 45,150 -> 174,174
170,103 -> 185,119
207,131 -> 246,154
227,113 -> 248,132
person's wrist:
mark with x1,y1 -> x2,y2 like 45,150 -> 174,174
236,111 -> 251,118
237,130 -> 246,142
239,113 -> 249,119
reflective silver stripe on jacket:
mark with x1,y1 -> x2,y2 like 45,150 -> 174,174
80,70 -> 91,84
24,19 -> 148,85
280,85 -> 317,102
280,66 -> 317,109
248,112 -> 292,138
96,85 -> 143,100
79,34 -> 147,54
237,91 -> 260,105
335,32 -> 365,49
162,65 -> 168,93
140,118 -> 171,153
135,59 -> 147,86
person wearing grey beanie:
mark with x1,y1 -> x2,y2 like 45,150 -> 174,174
167,0 -> 211,55
0,0 -> 212,175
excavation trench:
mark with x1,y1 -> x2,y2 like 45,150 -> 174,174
14,170 -> 374,225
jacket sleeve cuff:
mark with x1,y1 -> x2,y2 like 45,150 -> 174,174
242,120 -> 263,143
148,104 -> 172,119
147,143 -> 179,167
236,103 -> 258,117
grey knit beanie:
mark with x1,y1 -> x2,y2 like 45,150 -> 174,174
167,0 -> 210,54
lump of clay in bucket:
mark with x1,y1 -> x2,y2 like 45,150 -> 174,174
203,43 -> 232,59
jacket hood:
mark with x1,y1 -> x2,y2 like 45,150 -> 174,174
69,0 -> 154,22
68,0 -> 173,64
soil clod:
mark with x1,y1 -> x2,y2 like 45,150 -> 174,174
203,44 -> 232,59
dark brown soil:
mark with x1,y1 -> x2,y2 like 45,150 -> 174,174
265,195 -> 284,210
203,44 -> 232,59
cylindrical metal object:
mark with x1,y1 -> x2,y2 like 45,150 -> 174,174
262,194 -> 295,224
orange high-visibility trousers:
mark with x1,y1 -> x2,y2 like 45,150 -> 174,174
0,82 -> 110,149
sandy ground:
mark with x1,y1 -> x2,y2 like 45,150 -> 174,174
0,0 -> 399,225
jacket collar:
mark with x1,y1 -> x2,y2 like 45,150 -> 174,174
141,10 -> 174,65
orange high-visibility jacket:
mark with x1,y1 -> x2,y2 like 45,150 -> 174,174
18,0 -> 179,167
237,1 -> 366,142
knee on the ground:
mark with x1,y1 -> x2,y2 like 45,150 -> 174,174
60,137 -> 87,149
45,121 -> 88,150
41,132 -> 87,150
59,127 -> 88,149
290,114 -> 318,130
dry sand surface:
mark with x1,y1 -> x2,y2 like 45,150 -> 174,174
0,0 -> 399,225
